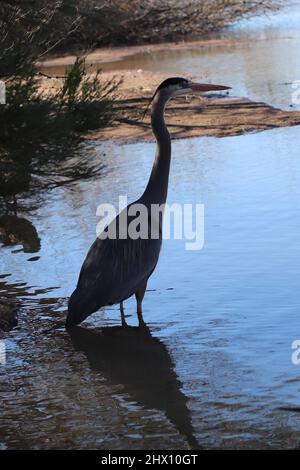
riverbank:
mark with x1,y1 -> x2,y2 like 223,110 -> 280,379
39,37 -> 260,70
37,68 -> 300,143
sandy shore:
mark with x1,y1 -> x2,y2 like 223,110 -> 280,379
38,46 -> 300,143
87,70 -> 300,142
39,37 -> 257,69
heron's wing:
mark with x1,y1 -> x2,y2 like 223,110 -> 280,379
74,229 -> 161,309
67,208 -> 162,325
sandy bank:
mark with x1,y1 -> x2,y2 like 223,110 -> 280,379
37,68 -> 300,143
90,70 -> 300,142
39,37 -> 255,69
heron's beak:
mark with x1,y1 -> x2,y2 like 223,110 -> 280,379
190,83 -> 231,92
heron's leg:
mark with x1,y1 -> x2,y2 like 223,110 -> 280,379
120,301 -> 127,327
135,281 -> 147,327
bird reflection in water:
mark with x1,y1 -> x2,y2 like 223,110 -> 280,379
68,325 -> 199,449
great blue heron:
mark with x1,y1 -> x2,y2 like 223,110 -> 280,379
66,77 -> 230,328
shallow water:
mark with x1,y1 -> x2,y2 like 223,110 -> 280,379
42,2 -> 300,111
120,2 -> 300,111
1,4 -> 300,450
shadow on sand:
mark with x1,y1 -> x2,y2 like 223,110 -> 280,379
67,324 -> 199,449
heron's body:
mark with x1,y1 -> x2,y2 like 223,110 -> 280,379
66,78 -> 230,327
68,210 -> 162,326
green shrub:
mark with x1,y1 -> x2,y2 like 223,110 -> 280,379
0,2 -> 119,209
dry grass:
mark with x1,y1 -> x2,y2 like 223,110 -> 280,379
69,0 -> 281,47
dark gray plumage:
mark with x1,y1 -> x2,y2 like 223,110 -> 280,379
66,77 -> 230,327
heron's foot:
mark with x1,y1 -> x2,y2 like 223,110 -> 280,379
138,319 -> 147,329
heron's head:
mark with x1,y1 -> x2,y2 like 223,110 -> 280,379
155,77 -> 231,99
143,77 -> 231,118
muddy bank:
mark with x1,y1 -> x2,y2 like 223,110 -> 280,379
37,69 -> 300,143
91,91 -> 300,143
88,71 -> 300,143
39,37 -> 260,69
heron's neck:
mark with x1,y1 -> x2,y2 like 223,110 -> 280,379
142,92 -> 171,205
